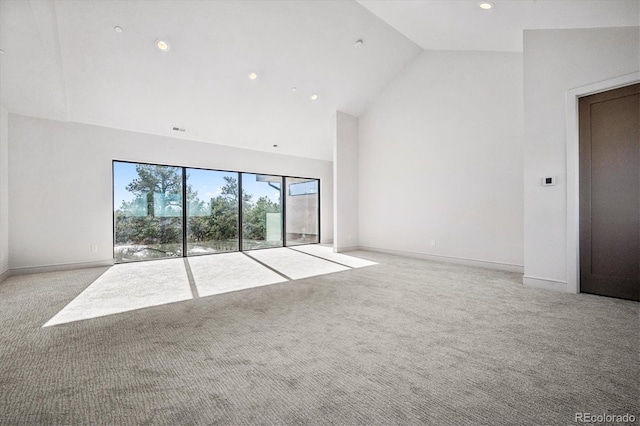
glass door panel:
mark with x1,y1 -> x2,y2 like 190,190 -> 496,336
285,178 -> 319,246
186,169 -> 239,255
113,162 -> 183,262
241,173 -> 283,250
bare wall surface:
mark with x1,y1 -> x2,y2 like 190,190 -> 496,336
358,50 -> 524,268
8,115 -> 333,270
0,105 -> 8,277
333,111 -> 360,251
523,27 -> 640,287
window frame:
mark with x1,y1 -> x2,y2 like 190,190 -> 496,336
112,159 -> 321,263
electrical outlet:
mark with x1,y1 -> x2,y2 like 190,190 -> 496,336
91,245 -> 98,253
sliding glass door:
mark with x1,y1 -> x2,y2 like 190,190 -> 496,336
186,169 -> 239,255
113,162 -> 183,262
241,173 -> 283,250
285,177 -> 319,246
113,161 -> 319,263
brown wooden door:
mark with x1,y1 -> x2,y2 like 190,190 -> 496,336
579,83 -> 639,301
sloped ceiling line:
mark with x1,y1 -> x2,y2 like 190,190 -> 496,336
28,0 -> 69,121
2,0 -> 637,161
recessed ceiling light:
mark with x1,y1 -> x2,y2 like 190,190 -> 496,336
155,39 -> 170,52
248,72 -> 257,80
310,94 -> 318,101
478,2 -> 494,10
354,39 -> 364,48
0,49 -> 4,54
114,26 -> 123,33
291,87 -> 297,92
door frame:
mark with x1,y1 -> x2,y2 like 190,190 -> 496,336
565,72 -> 640,294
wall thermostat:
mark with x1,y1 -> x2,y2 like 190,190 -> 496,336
542,177 -> 556,186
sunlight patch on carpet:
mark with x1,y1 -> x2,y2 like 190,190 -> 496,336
246,247 -> 349,280
44,246 -> 378,327
189,252 -> 287,297
43,258 -> 192,327
290,245 -> 378,268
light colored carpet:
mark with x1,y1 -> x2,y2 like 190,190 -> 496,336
0,250 -> 638,425
189,252 -> 286,298
290,244 -> 377,268
43,246 -> 368,327
44,258 -> 192,327
246,247 -> 350,279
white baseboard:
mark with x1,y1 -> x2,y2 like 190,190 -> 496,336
9,260 -> 114,277
522,276 -> 568,292
334,245 -> 360,253
0,268 -> 10,284
359,246 -> 524,273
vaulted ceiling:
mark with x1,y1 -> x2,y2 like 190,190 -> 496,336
0,0 -> 638,161
358,0 -> 639,52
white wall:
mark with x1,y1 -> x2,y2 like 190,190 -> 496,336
8,114 -> 333,271
0,105 -> 8,279
358,50 -> 524,270
333,111 -> 359,252
523,27 -> 640,290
